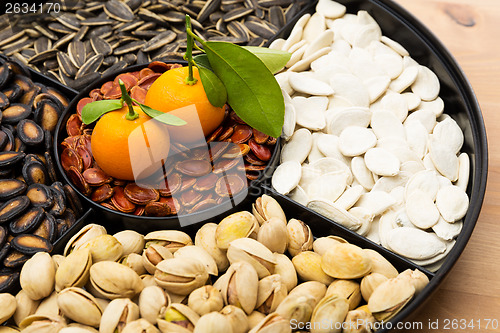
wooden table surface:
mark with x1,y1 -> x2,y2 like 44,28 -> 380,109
390,0 -> 500,332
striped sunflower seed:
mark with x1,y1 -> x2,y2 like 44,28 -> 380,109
197,0 -> 221,23
142,30 -> 177,52
28,49 -> 58,64
52,32 -> 77,50
222,7 -> 254,22
68,40 -> 87,68
47,22 -> 74,34
90,37 -> 113,56
114,40 -> 145,55
57,52 -> 78,77
34,37 -> 52,54
75,54 -> 104,80
56,13 -> 81,30
104,0 -> 135,22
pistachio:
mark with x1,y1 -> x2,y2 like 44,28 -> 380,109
292,251 -> 334,285
154,257 -> 208,295
343,308 -> 376,333
363,249 -> 398,278
144,230 -> 192,254
95,298 -> 110,312
174,245 -> 218,276
286,219 -> 313,256
256,274 -> 288,314
248,313 -> 291,333
367,277 -> 415,321
52,254 -> 66,269
220,305 -> 249,333
396,269 -> 429,295
0,293 -> 16,325
312,237 -> 344,256
64,224 -> 107,256
288,281 -> 327,306
321,243 -> 372,279
275,292 -> 316,328
114,230 -> 145,256
247,311 -> 266,330
273,253 -> 297,292
219,261 -> 259,315
0,327 -> 20,333
253,195 -> 287,225
187,286 -> 223,316
122,318 -> 160,333
140,275 -> 158,288
60,324 -> 99,332
89,261 -> 144,300
55,248 -> 92,292
326,280 -> 361,310
257,217 -> 288,254
227,238 -> 276,278
20,252 -> 55,300
310,295 -> 349,333
81,235 -> 123,263
360,273 -> 388,302
35,291 -> 60,317
139,286 -> 170,325
57,287 -> 103,327
19,314 -> 66,333
157,303 -> 199,333
193,312 -> 232,333
100,298 -> 140,333
142,244 -> 173,274
195,223 -> 229,272
121,253 -> 147,276
215,211 -> 260,250
13,290 -> 39,326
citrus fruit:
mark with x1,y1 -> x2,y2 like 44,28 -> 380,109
91,105 -> 170,181
144,66 -> 225,144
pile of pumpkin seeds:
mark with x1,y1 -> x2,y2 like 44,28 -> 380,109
0,0 -> 308,90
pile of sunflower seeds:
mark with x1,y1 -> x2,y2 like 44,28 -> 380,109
0,0 -> 308,90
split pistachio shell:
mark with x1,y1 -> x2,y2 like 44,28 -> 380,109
310,295 -> 349,333
89,261 -> 144,300
64,224 -> 107,256
286,219 -> 313,256
139,286 -> 170,325
193,312 -> 232,333
60,324 -> 99,333
81,235 -> 124,263
273,254 -> 298,292
0,293 -> 16,324
321,243 -> 372,279
288,281 -> 326,305
154,257 -> 208,295
34,291 -> 59,316
343,308 -> 376,333
157,303 -> 199,333
187,286 -> 223,316
253,195 -> 287,225
367,277 -> 415,321
121,253 -> 147,276
195,223 -> 229,272
55,248 -> 92,292
220,305 -> 249,333
326,280 -> 361,310
396,269 -> 429,295
19,314 -> 67,332
141,275 -> 159,288
362,249 -> 398,278
144,230 -> 193,254
20,252 -> 55,300
113,230 -> 145,256
275,292 -> 316,327
247,311 -> 266,330
221,261 -> 259,315
215,211 -> 259,250
227,238 -> 277,278
257,217 -> 288,254
100,298 -> 140,333
57,287 -> 102,327
292,251 -> 333,285
122,318 -> 160,333
360,273 -> 389,302
52,255 -> 66,269
142,244 -> 174,274
256,274 -> 288,314
248,313 -> 291,333
13,290 -> 39,326
174,245 -> 218,276
313,237 -> 344,256
0,327 -> 20,333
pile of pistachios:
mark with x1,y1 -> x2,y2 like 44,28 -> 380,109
0,195 -> 429,333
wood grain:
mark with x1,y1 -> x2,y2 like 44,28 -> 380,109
392,0 -> 500,332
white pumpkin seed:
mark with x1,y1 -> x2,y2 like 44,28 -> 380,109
428,138 -> 459,181
326,107 -> 371,136
351,156 -> 375,190
305,171 -> 348,202
377,92 -> 408,123
405,109 -> 436,133
378,210 -> 396,248
372,172 -> 410,193
272,161 -> 302,195
348,207 -> 374,236
371,111 -> 406,140
285,42 -> 308,68
288,72 -> 334,95
309,157 -> 353,184
410,239 -> 455,266
308,133 -> 327,163
366,216 -> 381,244
302,12 -> 326,43
364,148 -> 400,177
335,184 -> 364,210
400,160 -> 425,175
417,97 -> 444,117
402,92 -> 421,111
393,209 -> 415,229
282,26 -> 303,52
432,117 -> 464,154
269,38 -> 285,50
289,46 -> 331,72
338,126 -> 377,157
289,185 -> 309,206
329,73 -> 369,107
364,75 -> 391,103
405,189 -> 440,229
432,217 -> 463,241
435,185 -> 469,223
292,96 -> 328,131
455,153 -> 470,191
380,36 -> 409,57
355,191 -> 396,216
405,170 -> 439,200
404,120 -> 428,158
411,65 -> 440,101
281,128 -> 312,163
387,227 -> 447,260
307,199 -> 361,230
276,72 -> 294,95
303,29 -> 334,59
316,0 -> 346,19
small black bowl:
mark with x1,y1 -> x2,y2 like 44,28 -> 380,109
53,61 -> 280,234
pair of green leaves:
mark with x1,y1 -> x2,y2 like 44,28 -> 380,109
193,43 -> 291,138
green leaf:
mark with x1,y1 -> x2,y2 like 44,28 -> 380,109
203,41 -> 284,137
241,46 -> 291,74
81,99 -> 123,124
197,66 -> 227,108
193,54 -> 212,70
136,103 -> 187,126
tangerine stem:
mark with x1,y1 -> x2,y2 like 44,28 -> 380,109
184,15 -> 198,86
119,79 -> 139,121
